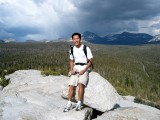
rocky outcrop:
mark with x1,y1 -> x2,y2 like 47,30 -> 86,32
117,98 -> 160,115
0,70 -> 160,120
62,72 -> 122,112
0,70 -> 92,120
94,107 -> 160,120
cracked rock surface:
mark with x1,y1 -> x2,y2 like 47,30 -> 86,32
0,70 -> 92,120
0,70 -> 160,120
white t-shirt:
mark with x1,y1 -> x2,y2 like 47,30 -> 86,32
70,44 -> 93,72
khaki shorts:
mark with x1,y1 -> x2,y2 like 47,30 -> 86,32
68,72 -> 89,86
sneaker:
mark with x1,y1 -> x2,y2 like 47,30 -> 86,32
75,103 -> 82,111
63,103 -> 72,112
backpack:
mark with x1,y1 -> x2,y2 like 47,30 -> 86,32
70,45 -> 94,70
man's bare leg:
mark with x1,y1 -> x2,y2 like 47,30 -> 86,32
64,85 -> 75,112
78,83 -> 84,101
75,83 -> 84,111
68,85 -> 74,101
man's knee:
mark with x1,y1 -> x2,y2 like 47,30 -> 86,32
78,83 -> 84,88
69,85 -> 75,91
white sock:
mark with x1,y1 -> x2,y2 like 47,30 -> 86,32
68,101 -> 72,104
77,101 -> 81,105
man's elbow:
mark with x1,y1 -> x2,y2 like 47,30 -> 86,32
88,58 -> 93,63
70,59 -> 74,63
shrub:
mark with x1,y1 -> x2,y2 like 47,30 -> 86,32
0,77 -> 10,87
116,86 -> 130,96
41,70 -> 61,76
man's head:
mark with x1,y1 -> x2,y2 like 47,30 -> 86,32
72,33 -> 81,47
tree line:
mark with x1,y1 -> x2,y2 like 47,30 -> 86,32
0,42 -> 160,105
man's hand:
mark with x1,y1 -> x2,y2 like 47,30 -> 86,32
70,70 -> 75,75
68,70 -> 75,77
79,69 -> 85,75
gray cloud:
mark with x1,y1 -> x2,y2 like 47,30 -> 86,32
71,0 -> 160,20
70,0 -> 160,35
0,0 -> 160,41
151,22 -> 160,29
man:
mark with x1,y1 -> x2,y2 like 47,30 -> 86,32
63,33 -> 93,112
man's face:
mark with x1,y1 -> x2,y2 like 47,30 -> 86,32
72,35 -> 81,46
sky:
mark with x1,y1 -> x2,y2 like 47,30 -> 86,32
0,0 -> 160,41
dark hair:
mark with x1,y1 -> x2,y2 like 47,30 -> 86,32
72,33 -> 81,39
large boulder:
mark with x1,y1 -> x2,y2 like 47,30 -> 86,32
0,70 -> 92,120
1,70 -> 160,120
94,107 -> 160,120
117,98 -> 160,114
93,96 -> 160,120
62,72 -> 122,112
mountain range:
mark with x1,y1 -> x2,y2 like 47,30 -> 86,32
1,31 -> 160,45
0,40 -> 5,43
0,38 -> 16,43
82,31 -> 160,45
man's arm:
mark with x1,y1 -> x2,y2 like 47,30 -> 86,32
70,60 -> 74,71
69,59 -> 75,74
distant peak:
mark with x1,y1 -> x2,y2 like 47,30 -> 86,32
121,32 -> 131,34
82,31 -> 99,36
83,31 -> 95,34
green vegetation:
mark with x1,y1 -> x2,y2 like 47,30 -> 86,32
0,77 -> 9,87
0,42 -> 159,106
92,44 -> 160,105
134,97 -> 160,110
41,70 -> 61,76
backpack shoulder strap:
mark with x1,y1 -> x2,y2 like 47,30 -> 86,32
70,45 -> 74,59
83,45 -> 88,60
83,45 -> 94,70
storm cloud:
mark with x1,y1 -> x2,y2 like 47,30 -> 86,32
0,0 -> 160,41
